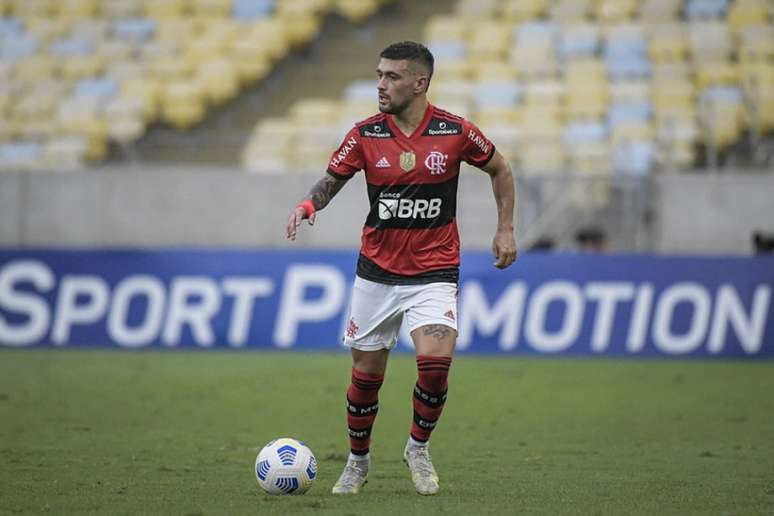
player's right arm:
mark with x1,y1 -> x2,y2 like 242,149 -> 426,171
286,174 -> 350,241
286,126 -> 364,241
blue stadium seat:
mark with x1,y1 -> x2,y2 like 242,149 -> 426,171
558,24 -> 599,60
0,141 -> 42,166
564,121 -> 608,145
48,37 -> 95,57
613,141 -> 654,175
0,17 -> 24,37
428,40 -> 466,61
515,21 -> 557,47
473,81 -> 522,109
699,85 -> 743,104
608,101 -> 651,127
344,81 -> 377,101
685,0 -> 729,20
607,57 -> 651,80
1,33 -> 38,63
232,0 -> 276,20
75,77 -> 118,102
112,18 -> 157,43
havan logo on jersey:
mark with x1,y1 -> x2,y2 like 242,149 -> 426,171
330,136 -> 357,168
467,129 -> 490,154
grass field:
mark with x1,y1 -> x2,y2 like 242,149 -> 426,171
1,349 -> 773,516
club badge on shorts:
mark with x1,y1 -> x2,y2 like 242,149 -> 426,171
399,151 -> 415,172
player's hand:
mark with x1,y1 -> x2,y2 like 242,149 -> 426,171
492,229 -> 517,269
286,206 -> 316,241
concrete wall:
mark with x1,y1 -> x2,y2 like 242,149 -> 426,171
654,172 -> 774,254
1,167 -> 772,254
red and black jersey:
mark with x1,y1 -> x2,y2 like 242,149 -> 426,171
327,103 -> 495,285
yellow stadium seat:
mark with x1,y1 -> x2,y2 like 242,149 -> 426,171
648,24 -> 688,62
24,17 -> 71,44
651,62 -> 692,80
143,0 -> 188,18
569,142 -> 612,175
58,0 -> 99,19
102,0 -> 143,17
99,41 -> 136,64
468,21 -> 511,60
432,60 -> 473,82
518,142 -> 566,175
596,0 -> 637,23
162,103 -> 205,130
278,15 -> 322,48
155,19 -> 200,43
728,1 -> 770,35
520,116 -> 564,142
639,0 -> 682,22
336,0 -> 380,23
12,55 -> 58,83
197,59 -> 240,105
57,99 -> 108,161
550,0 -> 591,22
61,55 -> 105,81
122,77 -> 161,120
689,22 -> 732,62
566,90 -> 609,119
244,22 -> 290,61
565,59 -> 606,85
455,0 -> 499,19
509,47 -> 559,79
151,56 -> 193,81
275,0 -> 328,19
424,15 -> 469,41
698,101 -> 743,149
500,0 -> 549,22
185,35 -> 226,63
10,0 -> 56,17
739,26 -> 774,64
291,98 -> 341,125
695,63 -> 739,89
470,60 -> 518,82
191,0 -> 230,18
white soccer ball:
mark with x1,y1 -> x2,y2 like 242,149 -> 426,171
254,438 -> 317,495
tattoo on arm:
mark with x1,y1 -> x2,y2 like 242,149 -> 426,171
307,175 -> 348,211
422,324 -> 452,341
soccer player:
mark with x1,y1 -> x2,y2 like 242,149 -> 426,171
286,41 -> 517,495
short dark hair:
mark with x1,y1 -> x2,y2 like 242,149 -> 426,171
380,41 -> 434,83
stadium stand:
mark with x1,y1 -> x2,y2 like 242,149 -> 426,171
0,0 -> 393,171
241,0 -> 773,180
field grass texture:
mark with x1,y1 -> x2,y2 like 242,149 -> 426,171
1,350 -> 773,515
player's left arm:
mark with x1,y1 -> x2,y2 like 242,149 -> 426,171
480,150 -> 517,269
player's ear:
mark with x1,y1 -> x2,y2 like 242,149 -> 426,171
415,74 -> 429,95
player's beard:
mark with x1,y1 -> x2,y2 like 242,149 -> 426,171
378,95 -> 410,115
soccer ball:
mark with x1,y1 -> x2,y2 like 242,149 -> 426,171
254,438 -> 317,495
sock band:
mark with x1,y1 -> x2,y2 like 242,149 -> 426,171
347,367 -> 384,456
410,354 -> 452,443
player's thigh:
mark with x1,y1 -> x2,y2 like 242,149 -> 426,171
411,323 -> 456,356
404,282 -> 458,357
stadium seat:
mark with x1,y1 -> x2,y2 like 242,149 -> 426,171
596,0 -> 638,24
648,24 -> 689,62
639,0 -> 682,22
472,81 -> 522,110
518,142 -> 566,174
424,15 -> 468,42
613,140 -> 655,175
550,0 -> 592,22
500,0 -> 549,22
41,136 -> 88,170
467,21 -> 510,60
231,0 -> 275,20
689,22 -> 732,62
558,23 -> 600,60
685,0 -> 729,20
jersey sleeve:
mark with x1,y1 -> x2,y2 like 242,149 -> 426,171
327,126 -> 364,179
460,120 -> 496,168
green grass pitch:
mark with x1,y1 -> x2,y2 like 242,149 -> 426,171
1,349 -> 773,515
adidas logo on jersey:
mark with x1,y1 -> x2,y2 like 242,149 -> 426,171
375,157 -> 391,168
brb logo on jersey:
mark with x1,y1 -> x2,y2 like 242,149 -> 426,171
378,194 -> 442,220
424,151 -> 448,175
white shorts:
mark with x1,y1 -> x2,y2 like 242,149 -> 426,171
343,276 -> 458,352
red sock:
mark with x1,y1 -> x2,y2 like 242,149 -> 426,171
410,355 -> 452,443
347,368 -> 384,456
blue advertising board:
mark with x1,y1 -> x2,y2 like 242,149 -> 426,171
0,249 -> 772,358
